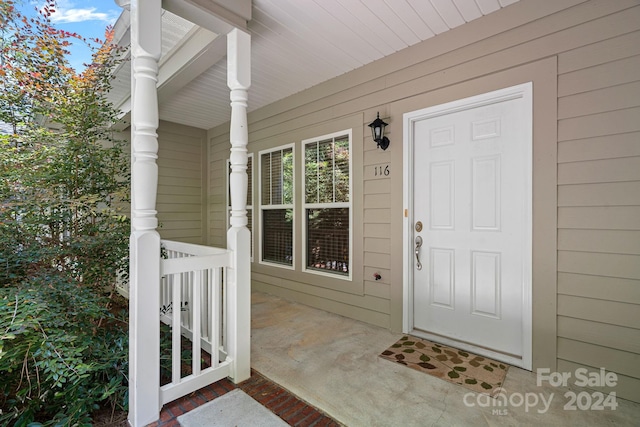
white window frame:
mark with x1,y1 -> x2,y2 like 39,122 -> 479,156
258,144 -> 295,270
226,153 -> 253,261
302,129 -> 352,280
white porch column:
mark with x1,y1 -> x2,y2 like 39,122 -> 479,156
128,0 -> 162,426
226,28 -> 251,383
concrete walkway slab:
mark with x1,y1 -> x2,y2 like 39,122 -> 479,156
250,291 -> 640,427
178,389 -> 288,427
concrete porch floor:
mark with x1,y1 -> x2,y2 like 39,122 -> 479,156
251,291 -> 640,426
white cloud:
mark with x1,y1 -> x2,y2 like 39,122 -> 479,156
45,0 -> 119,25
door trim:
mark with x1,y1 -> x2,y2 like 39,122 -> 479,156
402,82 -> 533,369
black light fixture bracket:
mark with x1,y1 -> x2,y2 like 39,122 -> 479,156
368,112 -> 390,150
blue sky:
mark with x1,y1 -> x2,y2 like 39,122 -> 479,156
19,0 -> 122,72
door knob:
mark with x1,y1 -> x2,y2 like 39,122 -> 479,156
414,235 -> 423,271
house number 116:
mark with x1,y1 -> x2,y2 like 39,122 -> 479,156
374,165 -> 390,177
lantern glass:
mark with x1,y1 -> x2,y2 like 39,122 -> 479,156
368,113 -> 387,143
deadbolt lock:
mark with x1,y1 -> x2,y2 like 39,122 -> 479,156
415,221 -> 423,232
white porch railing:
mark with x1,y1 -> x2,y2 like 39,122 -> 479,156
126,0 -> 251,420
158,239 -> 233,405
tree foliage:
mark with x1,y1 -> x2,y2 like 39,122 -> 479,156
0,1 -> 130,424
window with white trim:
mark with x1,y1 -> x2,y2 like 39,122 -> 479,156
259,145 -> 294,267
303,131 -> 351,277
227,154 -> 253,257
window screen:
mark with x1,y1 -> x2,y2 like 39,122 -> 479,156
260,147 -> 294,266
304,134 -> 350,276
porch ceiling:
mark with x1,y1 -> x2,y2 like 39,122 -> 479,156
112,0 -> 521,131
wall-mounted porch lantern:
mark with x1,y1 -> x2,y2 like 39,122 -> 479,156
368,112 -> 390,150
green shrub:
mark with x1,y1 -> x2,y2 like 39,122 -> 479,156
0,273 -> 128,426
0,2 -> 130,424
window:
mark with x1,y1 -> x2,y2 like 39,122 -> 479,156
227,154 -> 253,256
259,145 -> 294,267
303,131 -> 351,277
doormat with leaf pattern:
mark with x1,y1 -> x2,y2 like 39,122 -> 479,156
380,335 -> 509,395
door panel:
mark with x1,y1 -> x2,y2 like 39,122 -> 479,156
410,85 -> 532,365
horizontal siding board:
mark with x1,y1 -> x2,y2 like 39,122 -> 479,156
157,203 -> 202,213
363,178 -> 391,195
157,194 -> 201,205
363,223 -> 390,239
558,181 -> 640,207
558,107 -> 640,142
558,54 -> 640,97
558,316 -> 640,354
557,360 -> 640,404
253,280 -> 390,329
558,251 -> 640,280
157,220 -> 201,230
363,147 -> 393,166
558,206 -> 640,230
363,208 -> 391,224
158,176 -> 201,187
558,294 -> 640,328
157,212 -> 202,221
158,146 -> 202,160
159,167 -> 201,179
364,266 -> 391,286
364,194 -> 392,209
557,337 -> 640,379
558,30 -> 640,74
558,80 -> 640,119
558,229 -> 640,255
252,272 -> 390,314
159,229 -> 202,239
157,122 -> 204,245
209,219 -> 224,230
160,144 -> 201,157
363,252 -> 390,269
364,280 -> 391,299
363,237 -> 390,254
558,272 -> 640,304
558,156 -> 640,185
157,157 -> 201,170
161,236 -> 203,244
158,185 -> 202,196
558,132 -> 640,163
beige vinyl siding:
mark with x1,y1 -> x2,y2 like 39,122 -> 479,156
557,18 -> 640,402
205,0 -> 639,401
207,132 -> 231,247
157,121 -> 207,244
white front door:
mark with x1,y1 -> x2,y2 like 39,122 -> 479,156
404,83 -> 532,369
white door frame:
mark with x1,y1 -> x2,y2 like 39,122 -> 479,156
402,83 -> 533,369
